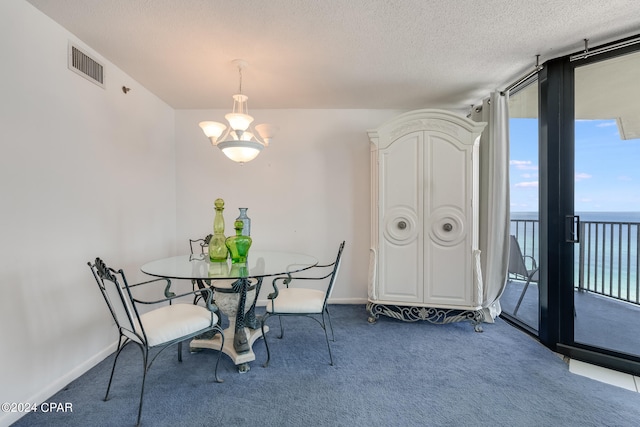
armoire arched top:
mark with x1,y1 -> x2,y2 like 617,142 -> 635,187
367,109 -> 487,150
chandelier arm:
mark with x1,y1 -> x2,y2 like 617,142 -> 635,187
247,124 -> 267,146
216,127 -> 233,145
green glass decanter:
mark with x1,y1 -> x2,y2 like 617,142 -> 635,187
225,220 -> 252,264
208,198 -> 229,262
229,262 -> 249,278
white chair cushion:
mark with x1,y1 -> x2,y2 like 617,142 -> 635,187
266,288 -> 325,314
139,303 -> 217,347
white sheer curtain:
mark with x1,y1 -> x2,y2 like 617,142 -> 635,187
472,91 -> 510,321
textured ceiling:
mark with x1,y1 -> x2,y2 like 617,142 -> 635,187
25,0 -> 640,111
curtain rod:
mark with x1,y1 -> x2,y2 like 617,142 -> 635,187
500,55 -> 543,95
471,55 -> 541,116
495,34 -> 640,98
570,35 -> 640,61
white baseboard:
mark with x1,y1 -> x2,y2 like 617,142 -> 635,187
255,297 -> 367,306
0,342 -> 117,427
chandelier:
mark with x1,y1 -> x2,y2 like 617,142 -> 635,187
199,60 -> 276,164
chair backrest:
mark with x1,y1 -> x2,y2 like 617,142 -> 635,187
88,258 -> 144,343
508,235 -> 529,277
189,234 -> 212,260
324,241 -> 345,302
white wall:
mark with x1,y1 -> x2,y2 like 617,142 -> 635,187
175,108 -> 399,303
0,2 -> 402,425
0,2 -> 176,426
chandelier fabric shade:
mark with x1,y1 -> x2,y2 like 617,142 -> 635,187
199,60 -> 276,164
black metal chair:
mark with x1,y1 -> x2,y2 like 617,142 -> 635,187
189,234 -> 212,261
260,241 -> 345,367
88,258 -> 224,426
189,234 -> 215,304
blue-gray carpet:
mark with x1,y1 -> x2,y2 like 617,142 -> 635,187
12,305 -> 640,427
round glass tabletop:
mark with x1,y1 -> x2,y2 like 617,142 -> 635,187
141,251 -> 318,280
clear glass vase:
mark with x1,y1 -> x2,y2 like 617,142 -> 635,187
235,207 -> 251,236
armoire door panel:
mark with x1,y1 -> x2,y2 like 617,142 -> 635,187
379,133 -> 422,213
378,132 -> 423,303
425,134 -> 469,215
424,241 -> 472,305
422,133 -> 473,306
379,239 -> 423,302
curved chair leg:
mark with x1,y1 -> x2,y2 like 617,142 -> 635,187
261,314 -> 272,367
325,307 -> 335,341
177,342 -> 182,362
136,347 -> 149,427
321,312 -> 334,366
213,327 -> 225,383
513,278 -> 532,315
104,336 -> 127,401
277,315 -> 284,339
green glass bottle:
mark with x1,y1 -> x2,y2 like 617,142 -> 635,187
229,262 -> 249,278
225,220 -> 252,264
208,198 -> 229,262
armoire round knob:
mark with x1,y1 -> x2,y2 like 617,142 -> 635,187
443,223 -> 453,232
398,221 -> 407,230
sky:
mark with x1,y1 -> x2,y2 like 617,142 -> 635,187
509,118 -> 640,213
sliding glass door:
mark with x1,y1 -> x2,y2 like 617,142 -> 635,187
523,37 -> 640,374
501,33 -> 640,373
503,79 -> 540,332
572,49 -> 640,359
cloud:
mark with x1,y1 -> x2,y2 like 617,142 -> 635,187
618,175 -> 633,181
510,160 -> 538,171
575,172 -> 592,181
515,181 -> 538,188
596,120 -> 617,127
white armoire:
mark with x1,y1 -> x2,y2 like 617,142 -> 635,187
367,109 -> 487,330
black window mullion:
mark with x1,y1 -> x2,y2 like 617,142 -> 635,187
537,57 -> 575,348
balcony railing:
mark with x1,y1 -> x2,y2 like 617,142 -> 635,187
510,218 -> 640,306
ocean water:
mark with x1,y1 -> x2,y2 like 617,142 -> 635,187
510,211 -> 640,302
511,211 -> 640,223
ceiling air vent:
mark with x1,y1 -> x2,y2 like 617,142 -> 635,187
68,43 -> 105,88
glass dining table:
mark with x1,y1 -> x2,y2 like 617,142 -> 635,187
141,250 -> 318,372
